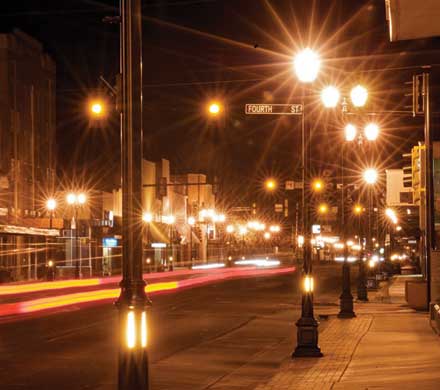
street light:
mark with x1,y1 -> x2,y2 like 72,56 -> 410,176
321,86 -> 340,108
142,212 -> 153,223
353,204 -> 363,215
293,48 -> 320,83
318,203 -> 328,215
350,85 -> 368,107
265,178 -> 277,191
312,178 -> 324,192
364,123 -> 379,141
292,47 -> 322,358
89,99 -> 106,117
66,192 -> 87,279
363,168 -> 378,185
344,124 -> 357,142
385,208 -> 398,225
208,102 -> 221,116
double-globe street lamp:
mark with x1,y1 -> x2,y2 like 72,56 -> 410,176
321,83 -> 379,314
292,48 -> 378,355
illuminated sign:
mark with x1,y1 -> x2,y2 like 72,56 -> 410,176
102,237 -> 118,248
151,242 -> 166,248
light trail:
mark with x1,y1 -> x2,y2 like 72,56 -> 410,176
0,267 -> 295,319
0,265 -> 283,296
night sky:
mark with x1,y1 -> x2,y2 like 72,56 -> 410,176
1,0 -> 440,206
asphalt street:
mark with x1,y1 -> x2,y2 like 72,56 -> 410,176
0,263 -> 344,390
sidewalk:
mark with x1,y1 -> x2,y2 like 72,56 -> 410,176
255,276 -> 440,390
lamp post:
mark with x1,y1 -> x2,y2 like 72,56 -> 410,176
338,126 -> 356,318
116,1 -> 151,388
66,192 -> 86,279
354,204 -> 368,301
363,168 -> 378,298
142,212 -> 153,271
164,215 -> 175,269
188,216 -> 195,268
292,48 -> 322,358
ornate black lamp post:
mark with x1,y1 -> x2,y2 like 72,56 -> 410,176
116,0 -> 151,388
292,48 -> 323,358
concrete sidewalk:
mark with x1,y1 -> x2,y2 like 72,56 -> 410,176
255,276 -> 440,390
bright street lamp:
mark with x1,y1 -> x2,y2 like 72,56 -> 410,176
67,193 -> 77,205
77,193 -> 87,205
46,198 -> 57,211
318,203 -> 328,215
321,86 -> 340,108
353,204 -> 363,215
350,85 -> 368,107
142,212 -> 153,223
226,225 -> 234,233
208,102 -> 221,116
344,124 -> 357,142
363,168 -> 378,185
385,208 -> 398,224
293,48 -> 320,83
265,178 -> 277,191
188,216 -> 196,226
364,123 -> 379,141
312,178 -> 324,192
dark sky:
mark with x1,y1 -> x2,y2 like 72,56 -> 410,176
1,0 -> 440,206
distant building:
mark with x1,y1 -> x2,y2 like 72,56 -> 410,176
0,29 -> 56,222
0,30 -> 56,280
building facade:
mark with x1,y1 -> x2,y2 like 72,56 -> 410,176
0,30 -> 56,281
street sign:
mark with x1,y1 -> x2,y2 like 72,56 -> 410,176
312,224 -> 321,234
245,103 -> 303,115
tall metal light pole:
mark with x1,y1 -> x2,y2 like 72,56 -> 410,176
116,0 -> 151,389
355,204 -> 368,301
292,48 -> 322,358
338,141 -> 355,318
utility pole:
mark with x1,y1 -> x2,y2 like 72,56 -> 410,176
116,1 -> 151,389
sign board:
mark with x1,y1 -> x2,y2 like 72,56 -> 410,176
312,224 -> 321,234
102,237 -> 118,248
245,104 -> 303,115
151,242 -> 166,248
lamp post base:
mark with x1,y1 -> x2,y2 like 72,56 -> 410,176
338,293 -> 356,318
357,260 -> 368,301
292,317 -> 323,358
338,262 -> 355,318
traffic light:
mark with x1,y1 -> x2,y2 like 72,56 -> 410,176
412,144 -> 426,205
412,74 -> 425,116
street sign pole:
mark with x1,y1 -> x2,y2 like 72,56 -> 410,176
244,100 -> 321,356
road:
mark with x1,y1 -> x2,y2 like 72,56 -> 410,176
0,263 -> 344,390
